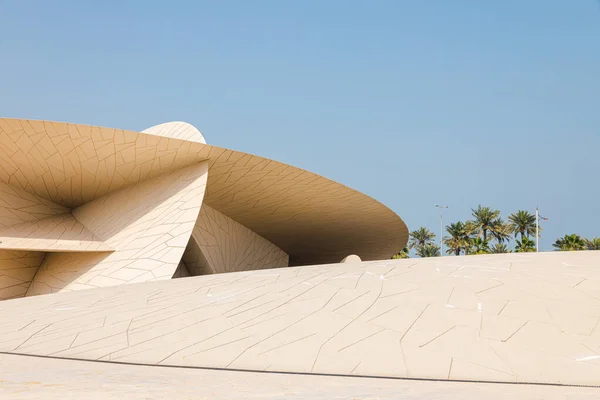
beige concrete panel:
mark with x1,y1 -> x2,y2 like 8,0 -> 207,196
0,181 -> 67,228
25,162 -> 209,296
180,236 -> 212,276
142,121 -> 206,144
0,118 -> 211,208
172,261 -> 191,278
0,213 -> 113,252
0,182 -> 66,299
200,146 -> 408,265
184,204 -> 288,275
2,252 -> 600,386
0,118 -> 408,265
340,254 -> 362,263
3,353 -> 600,400
0,250 -> 46,300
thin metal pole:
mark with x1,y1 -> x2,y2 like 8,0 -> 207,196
440,207 -> 443,255
435,205 -> 448,256
535,207 -> 539,252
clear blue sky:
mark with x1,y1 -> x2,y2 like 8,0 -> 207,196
1,1 -> 599,252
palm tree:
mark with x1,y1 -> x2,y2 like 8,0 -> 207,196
585,237 -> 600,251
408,227 -> 436,251
489,218 -> 512,244
417,244 -> 440,258
471,205 -> 500,242
444,222 -> 467,256
470,237 -> 490,254
392,247 -> 410,259
553,234 -> 586,251
462,220 -> 478,255
508,210 -> 537,240
515,236 -> 536,252
490,243 -> 511,253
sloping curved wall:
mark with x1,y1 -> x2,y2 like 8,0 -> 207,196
26,162 -> 209,296
138,121 -> 407,265
181,204 -> 288,276
0,119 -> 211,208
199,146 -> 407,265
0,250 -> 46,300
0,182 -> 68,229
0,182 -> 69,299
2,252 -> 600,386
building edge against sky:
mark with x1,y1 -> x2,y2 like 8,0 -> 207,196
0,117 -> 408,300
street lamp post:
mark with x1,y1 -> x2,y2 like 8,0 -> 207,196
535,207 -> 548,252
435,204 -> 448,256
535,207 -> 539,252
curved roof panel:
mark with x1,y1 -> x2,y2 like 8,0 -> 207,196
0,118 -> 211,208
0,118 -> 407,264
199,145 -> 407,264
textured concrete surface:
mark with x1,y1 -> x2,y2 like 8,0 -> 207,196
183,204 -> 289,275
0,250 -> 46,300
0,118 -> 210,208
0,118 -> 407,299
0,181 -> 68,229
0,181 -> 70,299
0,213 -> 113,252
26,162 -> 209,296
4,117 -> 599,391
1,252 -> 600,386
1,353 -> 598,400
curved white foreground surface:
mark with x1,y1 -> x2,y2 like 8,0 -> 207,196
1,251 -> 600,386
2,353 -> 598,400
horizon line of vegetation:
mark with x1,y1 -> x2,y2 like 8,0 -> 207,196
393,205 -> 600,259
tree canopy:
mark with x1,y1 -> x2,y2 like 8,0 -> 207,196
395,206 -> 596,259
